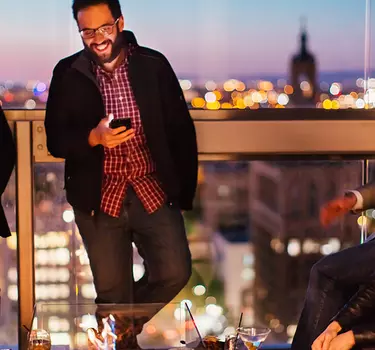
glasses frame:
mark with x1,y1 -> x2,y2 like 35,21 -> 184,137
79,18 -> 120,39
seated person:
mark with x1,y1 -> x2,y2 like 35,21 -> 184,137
312,278 -> 375,350
292,188 -> 375,350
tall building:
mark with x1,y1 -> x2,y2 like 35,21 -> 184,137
200,162 -> 250,233
212,228 -> 254,326
200,162 -> 252,323
290,20 -> 317,105
249,161 -> 361,342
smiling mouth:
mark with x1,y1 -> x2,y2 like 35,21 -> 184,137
92,41 -> 111,53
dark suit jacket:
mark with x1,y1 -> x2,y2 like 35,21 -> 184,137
0,106 -> 16,237
45,31 -> 198,214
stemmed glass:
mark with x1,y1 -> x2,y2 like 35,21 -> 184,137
236,327 -> 271,349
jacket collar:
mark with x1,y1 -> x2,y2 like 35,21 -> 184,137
71,30 -> 138,87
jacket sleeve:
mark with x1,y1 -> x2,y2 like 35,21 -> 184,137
353,183 -> 375,210
159,55 -> 198,210
351,323 -> 375,346
0,106 -> 16,194
44,62 -> 96,159
333,280 -> 375,330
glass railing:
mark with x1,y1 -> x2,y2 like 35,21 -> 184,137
4,109 -> 375,349
32,159 -> 365,343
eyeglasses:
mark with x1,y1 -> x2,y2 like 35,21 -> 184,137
79,18 -> 120,39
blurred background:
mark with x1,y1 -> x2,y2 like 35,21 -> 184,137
1,0 -> 375,347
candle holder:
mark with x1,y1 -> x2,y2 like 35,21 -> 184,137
28,329 -> 51,350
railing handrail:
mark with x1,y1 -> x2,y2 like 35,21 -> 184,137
5,109 -> 375,159
3,108 -> 375,121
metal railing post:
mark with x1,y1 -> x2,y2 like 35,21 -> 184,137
361,159 -> 370,243
15,121 -> 35,349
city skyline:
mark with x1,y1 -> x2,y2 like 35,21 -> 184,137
1,0 -> 374,83
2,2 -> 375,347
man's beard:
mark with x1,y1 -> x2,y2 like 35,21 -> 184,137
84,32 -> 123,65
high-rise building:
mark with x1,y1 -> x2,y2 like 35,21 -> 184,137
212,228 -> 254,325
201,162 -> 250,233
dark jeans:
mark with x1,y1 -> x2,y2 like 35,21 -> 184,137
74,188 -> 192,305
291,239 -> 375,350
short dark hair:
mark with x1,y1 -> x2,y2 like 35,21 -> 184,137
72,0 -> 122,21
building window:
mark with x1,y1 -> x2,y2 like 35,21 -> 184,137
259,175 -> 278,212
308,183 -> 318,217
326,181 -> 336,201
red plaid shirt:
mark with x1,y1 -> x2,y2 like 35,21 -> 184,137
95,45 -> 165,217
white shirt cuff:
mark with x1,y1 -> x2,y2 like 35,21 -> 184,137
348,190 -> 364,211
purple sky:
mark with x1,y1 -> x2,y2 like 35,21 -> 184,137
1,0 -> 373,83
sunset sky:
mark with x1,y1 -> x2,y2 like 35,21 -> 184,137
1,0 -> 373,83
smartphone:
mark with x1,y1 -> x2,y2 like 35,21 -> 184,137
109,118 -> 132,132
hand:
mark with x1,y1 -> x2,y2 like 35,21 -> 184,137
312,321 -> 342,350
89,114 -> 135,148
328,331 -> 355,350
320,193 -> 357,227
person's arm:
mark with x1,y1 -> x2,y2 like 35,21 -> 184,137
314,284 -> 375,350
347,183 -> 375,212
44,62 -> 97,159
330,326 -> 375,348
350,323 -> 375,346
158,54 -> 198,210
332,280 -> 375,331
0,106 -> 16,194
346,190 -> 363,212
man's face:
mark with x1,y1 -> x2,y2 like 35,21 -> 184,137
77,4 -> 124,64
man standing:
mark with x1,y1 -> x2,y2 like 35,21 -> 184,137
0,104 -> 16,239
45,0 -> 197,306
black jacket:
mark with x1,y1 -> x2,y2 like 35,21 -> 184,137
0,106 -> 16,238
334,280 -> 375,346
45,31 -> 198,214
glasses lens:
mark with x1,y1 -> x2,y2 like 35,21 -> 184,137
81,30 -> 94,39
100,25 -> 113,35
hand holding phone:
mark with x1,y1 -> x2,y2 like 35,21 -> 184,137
89,115 -> 135,148
109,118 -> 132,131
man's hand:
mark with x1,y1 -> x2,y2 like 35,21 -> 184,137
320,193 -> 357,227
312,321 -> 342,350
328,331 -> 355,350
88,114 -> 135,148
